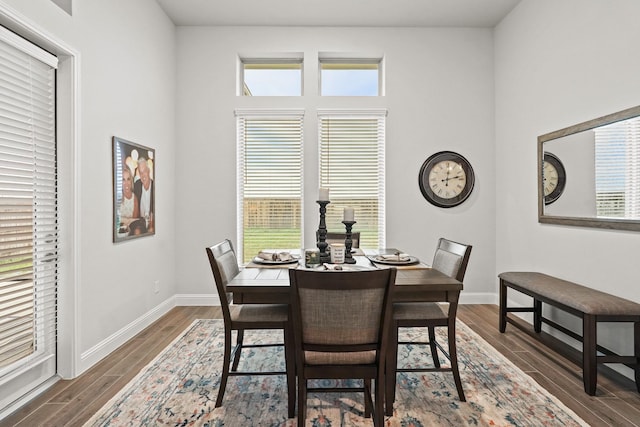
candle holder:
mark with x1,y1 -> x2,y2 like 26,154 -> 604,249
316,200 -> 331,263
342,220 -> 357,264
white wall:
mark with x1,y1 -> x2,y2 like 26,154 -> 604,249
495,0 -> 640,376
0,0 -> 177,375
174,26 -> 497,304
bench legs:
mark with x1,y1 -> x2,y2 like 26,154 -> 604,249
499,279 -> 507,333
583,314 -> 597,395
499,279 -> 542,333
636,321 -> 640,393
533,299 -> 542,333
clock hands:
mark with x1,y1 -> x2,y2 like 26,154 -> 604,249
441,174 -> 464,186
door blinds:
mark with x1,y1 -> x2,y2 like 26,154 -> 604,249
0,24 -> 58,402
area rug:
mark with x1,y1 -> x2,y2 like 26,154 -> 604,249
85,319 -> 589,427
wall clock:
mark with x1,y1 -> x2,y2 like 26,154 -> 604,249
418,151 -> 475,208
542,152 -> 566,205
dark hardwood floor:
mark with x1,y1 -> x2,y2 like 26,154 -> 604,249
1,304 -> 639,426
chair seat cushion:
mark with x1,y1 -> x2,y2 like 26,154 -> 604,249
304,350 -> 376,365
393,302 -> 448,320
231,304 -> 289,323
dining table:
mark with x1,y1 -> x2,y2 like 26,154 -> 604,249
228,248 -> 462,304
226,248 -> 463,415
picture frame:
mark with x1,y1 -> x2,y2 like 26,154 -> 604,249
112,136 -> 156,242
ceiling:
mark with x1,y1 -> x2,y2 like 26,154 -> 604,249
155,0 -> 522,28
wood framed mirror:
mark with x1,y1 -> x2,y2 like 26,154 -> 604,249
538,105 -> 640,231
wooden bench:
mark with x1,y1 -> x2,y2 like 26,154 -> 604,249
498,271 -> 640,395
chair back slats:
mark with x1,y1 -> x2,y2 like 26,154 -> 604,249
289,269 -> 396,356
432,238 -> 472,282
299,287 -> 386,346
206,239 -> 240,315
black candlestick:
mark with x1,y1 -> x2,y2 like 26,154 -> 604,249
342,220 -> 357,264
316,200 -> 331,263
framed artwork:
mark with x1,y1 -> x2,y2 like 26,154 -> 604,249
112,136 -> 155,242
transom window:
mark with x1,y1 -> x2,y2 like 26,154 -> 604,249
319,59 -> 382,96
240,58 -> 303,96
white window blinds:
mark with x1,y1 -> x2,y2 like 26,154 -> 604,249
318,110 -> 386,248
236,110 -> 304,262
0,25 -> 58,386
595,117 -> 640,219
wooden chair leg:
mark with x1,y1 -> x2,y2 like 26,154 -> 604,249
364,379 -> 372,418
385,324 -> 398,416
297,378 -> 306,427
374,373 -> 385,427
231,329 -> 244,371
284,325 -> 296,418
428,326 -> 441,368
215,327 -> 233,407
448,319 -> 466,401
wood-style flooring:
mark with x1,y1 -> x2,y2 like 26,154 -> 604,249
1,305 -> 639,426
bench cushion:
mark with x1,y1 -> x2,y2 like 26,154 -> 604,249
499,272 -> 640,316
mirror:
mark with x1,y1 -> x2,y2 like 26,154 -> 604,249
538,105 -> 640,231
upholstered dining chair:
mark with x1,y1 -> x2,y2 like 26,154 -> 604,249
319,231 -> 361,248
385,238 -> 472,414
289,268 -> 396,427
206,239 -> 295,417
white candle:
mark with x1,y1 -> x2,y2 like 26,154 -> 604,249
319,187 -> 330,201
344,207 -> 355,222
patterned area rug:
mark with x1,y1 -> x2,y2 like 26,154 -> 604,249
85,319 -> 589,426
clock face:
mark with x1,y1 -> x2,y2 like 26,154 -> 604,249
428,160 -> 467,199
543,161 -> 559,196
419,151 -> 475,208
542,152 -> 566,205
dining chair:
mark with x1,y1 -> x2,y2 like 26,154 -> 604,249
205,239 -> 295,417
385,237 -> 472,414
319,231 -> 361,248
289,268 -> 396,427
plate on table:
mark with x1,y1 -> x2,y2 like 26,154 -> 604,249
318,263 -> 375,271
252,256 -> 300,265
368,255 -> 420,266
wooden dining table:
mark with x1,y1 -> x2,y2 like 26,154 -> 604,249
227,248 -> 463,304
226,248 -> 463,415
228,249 -> 463,304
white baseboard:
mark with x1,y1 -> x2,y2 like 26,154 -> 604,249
459,292 -> 497,305
78,296 -> 175,375
174,293 -> 220,306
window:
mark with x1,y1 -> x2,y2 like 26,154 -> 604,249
0,25 -> 58,405
240,58 -> 303,96
595,117 -> 640,218
318,110 -> 386,248
319,59 -> 382,96
236,110 -> 304,262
